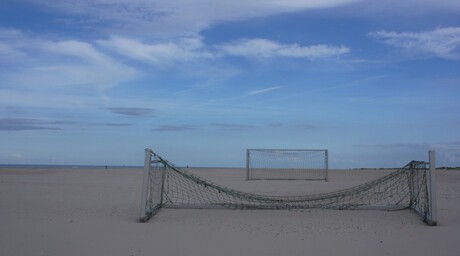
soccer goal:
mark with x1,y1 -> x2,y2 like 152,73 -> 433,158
140,148 -> 437,226
246,149 -> 328,180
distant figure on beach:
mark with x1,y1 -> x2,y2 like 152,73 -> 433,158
105,165 -> 107,169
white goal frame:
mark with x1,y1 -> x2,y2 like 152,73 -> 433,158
246,149 -> 328,181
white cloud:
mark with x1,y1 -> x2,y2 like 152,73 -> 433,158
0,28 -> 28,58
98,36 -> 349,65
28,0 -> 360,37
218,38 -> 350,59
98,35 -> 214,65
41,40 -> 111,64
370,27 -> 460,60
0,31 -> 138,89
353,0 -> 460,16
245,86 -> 283,97
0,88 -> 98,110
0,43 -> 25,58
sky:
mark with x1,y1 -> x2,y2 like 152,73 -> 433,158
0,0 -> 459,168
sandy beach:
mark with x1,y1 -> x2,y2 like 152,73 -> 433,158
1,167 -> 459,256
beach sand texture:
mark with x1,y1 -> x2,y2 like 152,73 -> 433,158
1,167 -> 459,256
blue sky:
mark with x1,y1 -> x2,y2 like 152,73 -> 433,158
1,0 -> 459,168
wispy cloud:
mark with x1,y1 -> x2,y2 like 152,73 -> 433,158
217,38 -> 350,59
0,43 -> 25,58
369,27 -> 460,60
0,118 -> 130,131
347,1 -> 460,16
244,86 -> 283,97
269,123 -> 318,130
0,30 -> 138,89
98,36 -> 350,65
0,118 -> 65,131
153,125 -> 196,132
29,0 -> 359,37
0,28 -> 30,59
210,123 -> 254,131
107,107 -> 154,117
87,122 -> 131,127
98,36 -> 214,65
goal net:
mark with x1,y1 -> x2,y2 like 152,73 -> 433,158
246,149 -> 328,180
140,149 -> 437,226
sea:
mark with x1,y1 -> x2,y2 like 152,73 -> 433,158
0,164 -> 142,169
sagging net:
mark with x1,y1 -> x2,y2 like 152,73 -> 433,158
140,149 -> 434,225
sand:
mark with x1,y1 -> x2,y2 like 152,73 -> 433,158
1,167 -> 459,256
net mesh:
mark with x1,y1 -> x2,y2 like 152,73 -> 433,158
140,150 -> 434,225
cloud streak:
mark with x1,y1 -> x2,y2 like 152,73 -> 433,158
0,118 -> 130,131
98,36 -> 214,65
0,118 -> 63,131
0,30 -> 138,90
218,38 -> 350,59
153,125 -> 196,132
210,123 -> 254,131
98,36 -> 350,66
244,86 -> 283,97
28,0 -> 360,37
107,107 -> 154,117
369,27 -> 460,60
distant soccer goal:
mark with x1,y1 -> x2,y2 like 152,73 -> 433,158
246,149 -> 328,180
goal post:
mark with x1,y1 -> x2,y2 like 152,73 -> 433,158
427,150 -> 437,225
246,149 -> 328,181
140,148 -> 166,222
